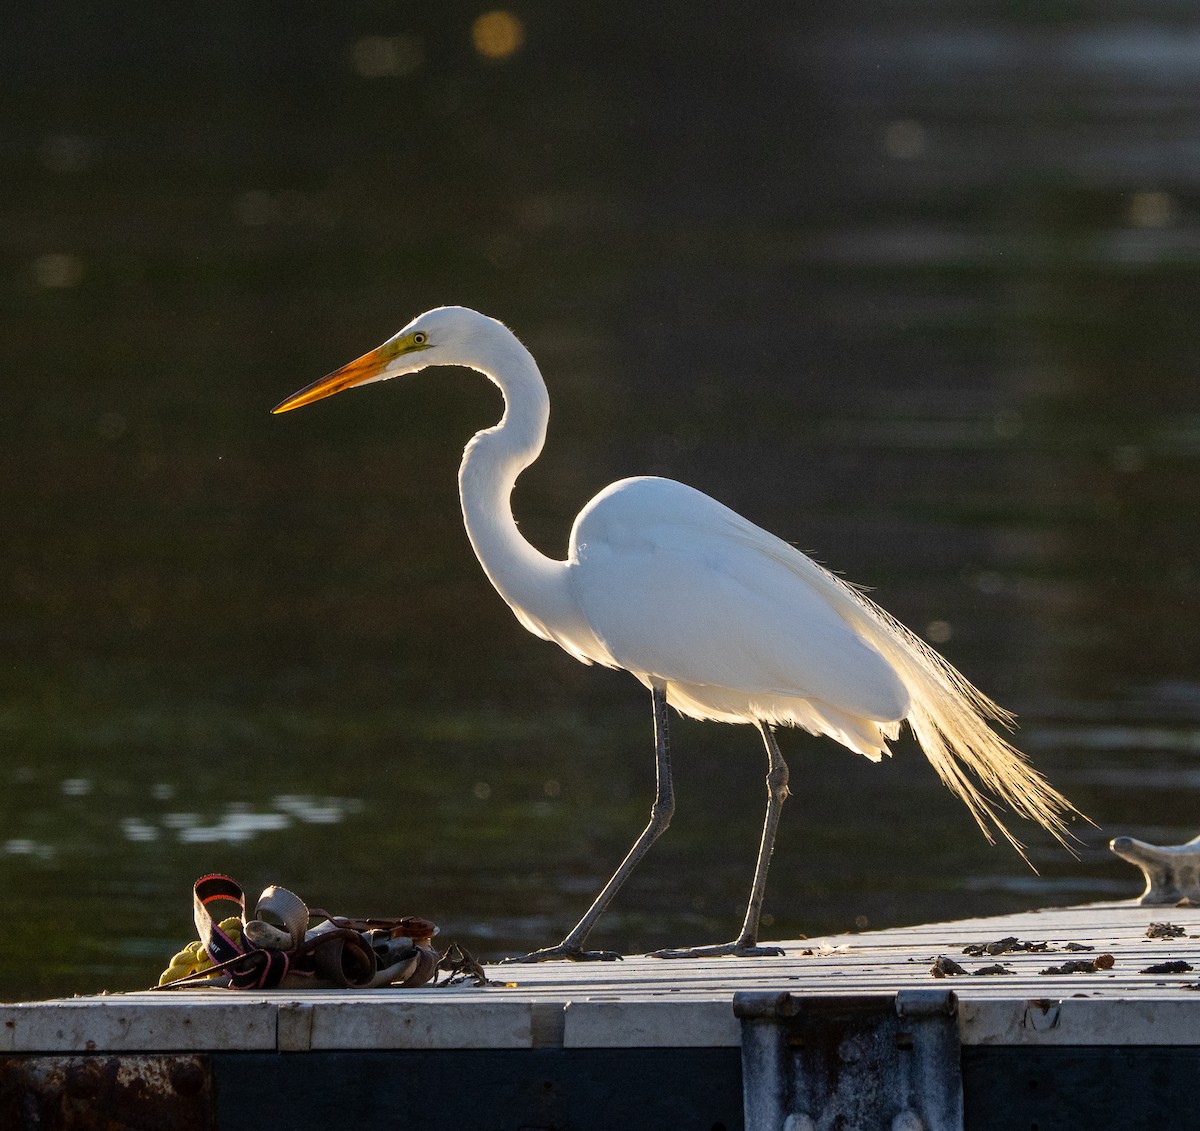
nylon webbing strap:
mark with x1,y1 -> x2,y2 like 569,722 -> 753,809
254,884 -> 311,948
161,873 -> 440,991
193,873 -> 292,989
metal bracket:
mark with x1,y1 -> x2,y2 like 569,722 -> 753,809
735,990 -> 963,1131
1110,833 -> 1200,903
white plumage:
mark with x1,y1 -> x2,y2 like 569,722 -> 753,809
570,476 -> 908,752
274,305 -> 1083,961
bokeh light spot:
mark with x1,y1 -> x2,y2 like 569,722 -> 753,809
234,190 -> 278,226
39,134 -> 96,174
884,119 -> 927,161
472,10 -> 525,60
33,253 -> 83,289
1129,189 -> 1174,229
974,571 -> 1004,596
96,411 -> 128,441
352,34 -> 423,78
925,620 -> 953,644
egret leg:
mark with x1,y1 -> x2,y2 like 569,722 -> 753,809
649,721 -> 788,959
504,684 -> 676,963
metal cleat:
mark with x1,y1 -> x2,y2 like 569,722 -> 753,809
1110,833 -> 1200,904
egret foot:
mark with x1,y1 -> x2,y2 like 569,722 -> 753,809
501,944 -> 623,964
647,942 -> 785,959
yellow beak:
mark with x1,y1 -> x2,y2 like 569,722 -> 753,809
271,343 -> 391,414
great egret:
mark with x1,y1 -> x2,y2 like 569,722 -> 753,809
273,306 -> 1083,962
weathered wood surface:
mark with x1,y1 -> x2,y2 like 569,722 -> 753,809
4,900 -> 1199,1054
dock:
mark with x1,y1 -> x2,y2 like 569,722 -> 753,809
3,899 -> 1200,1129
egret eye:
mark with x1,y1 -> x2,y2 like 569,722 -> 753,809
412,331 -> 428,346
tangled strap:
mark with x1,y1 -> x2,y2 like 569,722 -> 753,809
157,874 -> 438,990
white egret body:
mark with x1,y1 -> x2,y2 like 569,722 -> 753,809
274,306 -> 1082,961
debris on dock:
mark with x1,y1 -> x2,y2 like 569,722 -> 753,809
1146,921 -> 1187,939
930,955 -> 968,977
1039,954 -> 1115,975
962,936 -> 1049,956
1139,960 -> 1194,975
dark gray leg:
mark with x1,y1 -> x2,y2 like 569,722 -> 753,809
650,720 -> 788,959
505,683 -> 676,962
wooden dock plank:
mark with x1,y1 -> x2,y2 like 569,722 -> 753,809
4,900 -> 1198,1053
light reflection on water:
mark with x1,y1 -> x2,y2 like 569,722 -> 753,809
3,839 -> 54,861
116,795 -> 364,845
6,791 -> 365,853
1026,724 -> 1200,755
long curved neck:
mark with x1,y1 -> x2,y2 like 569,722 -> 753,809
458,334 -> 566,620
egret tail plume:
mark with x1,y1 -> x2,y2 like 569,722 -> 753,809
859,602 -> 1082,863
747,532 -> 1086,862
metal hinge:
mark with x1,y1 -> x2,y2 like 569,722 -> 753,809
735,989 -> 963,1131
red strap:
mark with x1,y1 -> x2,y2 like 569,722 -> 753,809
192,874 -> 291,989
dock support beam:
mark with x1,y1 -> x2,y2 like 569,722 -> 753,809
735,989 -> 963,1131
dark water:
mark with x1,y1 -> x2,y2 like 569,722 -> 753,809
3,5 -> 1200,1000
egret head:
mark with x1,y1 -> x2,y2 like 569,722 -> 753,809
272,306 -> 509,414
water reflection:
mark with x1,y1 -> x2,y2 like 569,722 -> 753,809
6,777 -> 365,854
185,797 -> 359,843
3,839 -> 54,861
1029,723 -> 1200,755
2,4 -> 1200,999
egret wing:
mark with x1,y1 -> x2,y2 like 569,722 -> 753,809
569,478 -> 907,722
